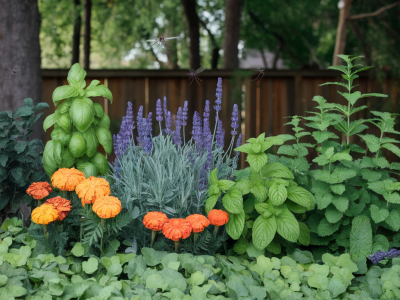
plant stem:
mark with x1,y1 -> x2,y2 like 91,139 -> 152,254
100,219 -> 105,255
214,226 -> 219,237
175,241 -> 179,252
193,232 -> 198,244
150,230 -> 156,248
43,224 -> 50,253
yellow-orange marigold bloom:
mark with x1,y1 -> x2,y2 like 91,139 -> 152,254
143,212 -> 169,231
51,168 -> 85,191
92,196 -> 122,219
208,209 -> 229,226
162,219 -> 192,242
75,176 -> 111,206
186,214 -> 210,233
43,196 -> 72,221
31,205 -> 58,225
26,182 -> 53,200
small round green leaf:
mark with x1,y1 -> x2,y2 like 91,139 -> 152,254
83,127 -> 99,157
69,132 -> 86,158
82,257 -> 99,274
71,242 -> 85,257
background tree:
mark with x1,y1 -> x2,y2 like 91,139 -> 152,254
181,0 -> 201,69
0,0 -> 43,140
222,0 -> 243,69
83,0 -> 92,69
72,0 -> 82,65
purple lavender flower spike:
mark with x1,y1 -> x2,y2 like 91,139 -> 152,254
231,104 -> 239,136
137,106 -> 144,143
203,101 -> 212,155
163,96 -> 168,119
142,117 -> 153,154
156,99 -> 163,123
164,111 -> 172,135
214,77 -> 222,116
173,107 -> 183,146
192,111 -> 203,150
182,101 -> 188,126
235,133 -> 242,157
113,134 -> 118,156
216,117 -> 225,148
147,112 -> 153,137
370,249 -> 400,264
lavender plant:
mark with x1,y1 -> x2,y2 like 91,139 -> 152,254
110,78 -> 241,252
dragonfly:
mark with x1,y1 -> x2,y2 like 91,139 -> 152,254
6,67 -> 22,80
251,66 -> 265,82
187,67 -> 206,85
146,36 -> 179,53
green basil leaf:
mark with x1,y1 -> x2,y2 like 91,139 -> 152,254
51,128 -> 71,146
95,127 -> 113,154
70,98 -> 95,132
83,126 -> 99,157
91,152 -> 109,175
43,140 -> 58,178
52,85 -> 78,106
93,103 -> 104,119
77,162 -> 98,178
69,132 -> 86,158
67,63 -> 87,88
61,148 -> 77,168
97,113 -> 110,129
56,113 -> 72,132
85,85 -> 113,103
43,113 -> 55,132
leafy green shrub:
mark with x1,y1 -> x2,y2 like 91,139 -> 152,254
205,133 -> 316,255
1,217 -> 398,300
42,63 -> 113,178
0,99 -> 49,216
270,55 -> 399,271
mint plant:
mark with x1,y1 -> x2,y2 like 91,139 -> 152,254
205,133 -> 316,254
42,63 -> 113,178
0,99 -> 49,217
271,55 -> 400,271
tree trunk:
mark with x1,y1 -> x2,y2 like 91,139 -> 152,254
211,47 -> 220,69
181,0 -> 200,70
333,0 -> 353,65
222,0 -> 243,69
0,0 -> 43,141
83,0 -> 92,70
72,0 -> 81,66
350,20 -> 371,65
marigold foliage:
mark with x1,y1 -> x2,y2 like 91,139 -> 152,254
162,219 -> 192,241
26,182 -> 53,200
51,168 -> 85,191
31,205 -> 58,225
92,195 -> 122,219
186,214 -> 210,233
208,209 -> 229,227
75,176 -> 111,206
143,212 -> 169,231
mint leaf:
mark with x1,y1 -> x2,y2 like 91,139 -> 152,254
385,210 -> 400,231
318,218 -> 341,237
209,168 -> 218,185
325,206 -> 343,223
262,162 -> 294,179
358,134 -> 381,152
298,222 -> 310,246
370,205 -> 389,223
268,184 -> 287,206
312,131 -> 339,144
287,185 -> 315,210
250,182 -> 267,203
330,184 -> 345,195
226,210 -> 245,240
222,188 -> 243,214
381,143 -> 400,157
252,215 -> 277,250
275,208 -> 300,242
205,194 -> 220,214
246,153 -> 268,172
350,215 -> 372,257
218,180 -> 235,192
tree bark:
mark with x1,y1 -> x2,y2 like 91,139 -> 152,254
83,0 -> 92,70
333,0 -> 353,65
72,0 -> 81,66
223,0 -> 243,69
0,0 -> 43,141
181,0 -> 201,70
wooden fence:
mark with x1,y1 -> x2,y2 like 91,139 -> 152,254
41,69 -> 399,165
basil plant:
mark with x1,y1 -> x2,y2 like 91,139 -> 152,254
42,63 -> 113,178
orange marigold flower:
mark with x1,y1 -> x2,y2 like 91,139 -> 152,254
162,219 -> 192,241
26,182 -> 53,200
92,196 -> 122,219
31,204 -> 58,225
75,176 -> 111,206
143,212 -> 169,231
186,214 -> 210,233
43,196 -> 72,221
208,209 -> 229,226
51,168 -> 85,191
